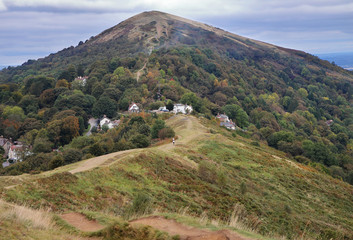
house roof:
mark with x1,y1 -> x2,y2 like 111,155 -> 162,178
128,102 -> 139,109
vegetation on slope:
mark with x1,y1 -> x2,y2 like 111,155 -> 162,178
1,116 -> 352,239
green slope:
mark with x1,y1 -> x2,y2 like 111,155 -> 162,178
1,115 -> 352,239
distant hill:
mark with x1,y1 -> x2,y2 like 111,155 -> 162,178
317,52 -> 353,70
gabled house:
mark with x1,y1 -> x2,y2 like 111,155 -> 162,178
74,76 -> 88,86
216,113 -> 236,130
216,113 -> 230,123
99,115 -> 120,129
8,144 -> 31,163
172,104 -> 193,114
128,103 -> 140,113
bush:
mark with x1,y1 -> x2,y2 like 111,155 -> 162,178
240,182 -> 247,194
138,124 -> 151,136
130,134 -> 150,148
63,148 -> 82,164
49,155 -> 64,169
198,161 -> 217,184
89,143 -> 105,156
151,119 -> 166,139
127,192 -> 153,217
158,127 -> 175,139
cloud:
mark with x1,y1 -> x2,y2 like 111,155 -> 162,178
1,0 -> 353,65
0,0 -> 7,11
3,0 -> 353,16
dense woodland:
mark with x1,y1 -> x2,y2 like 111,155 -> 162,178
0,15 -> 353,185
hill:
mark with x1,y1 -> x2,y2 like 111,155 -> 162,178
1,115 -> 352,239
0,10 -> 353,239
317,52 -> 353,70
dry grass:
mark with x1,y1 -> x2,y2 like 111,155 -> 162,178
0,199 -> 53,230
227,203 -> 258,232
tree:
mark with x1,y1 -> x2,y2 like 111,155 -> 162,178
138,124 -> 151,136
180,92 -> 202,112
151,119 -> 166,139
24,76 -> 54,96
91,82 -> 104,99
267,131 -> 294,148
18,95 -> 39,114
39,89 -> 56,107
63,148 -> 82,164
166,100 -> 174,111
3,106 -> 25,120
61,116 -> 80,145
33,138 -> 53,153
130,134 -> 150,148
158,127 -> 175,139
92,96 -> 118,118
222,104 -> 249,128
55,79 -> 70,88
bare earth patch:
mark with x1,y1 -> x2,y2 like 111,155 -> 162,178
61,212 -> 105,232
130,216 -> 255,240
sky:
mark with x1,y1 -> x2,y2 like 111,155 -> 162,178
0,0 -> 353,66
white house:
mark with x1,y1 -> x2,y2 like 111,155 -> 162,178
216,113 -> 236,130
99,115 -> 120,129
172,104 -> 193,114
216,113 -> 230,123
74,76 -> 88,87
128,103 -> 140,113
8,144 -> 31,162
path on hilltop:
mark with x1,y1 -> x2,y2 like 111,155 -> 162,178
69,115 -> 208,174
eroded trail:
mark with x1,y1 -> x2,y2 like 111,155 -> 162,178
131,216 -> 254,240
61,212 -> 104,232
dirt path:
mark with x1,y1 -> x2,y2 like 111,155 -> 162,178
61,213 -> 105,232
136,61 -> 147,82
159,115 -> 208,150
131,216 -> 254,240
70,115 -> 206,174
69,148 -> 141,174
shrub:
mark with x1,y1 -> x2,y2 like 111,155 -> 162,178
151,119 -> 166,139
130,134 -> 150,148
126,192 -> 153,217
48,155 -> 64,169
240,182 -> 247,195
198,161 -> 217,184
63,148 -> 82,164
138,124 -> 151,136
250,141 -> 260,147
89,143 -> 105,156
158,127 -> 175,139
91,126 -> 98,133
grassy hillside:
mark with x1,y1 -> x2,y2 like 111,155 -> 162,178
1,11 -> 353,186
1,115 -> 352,239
